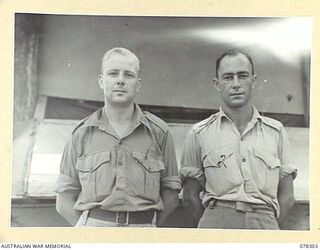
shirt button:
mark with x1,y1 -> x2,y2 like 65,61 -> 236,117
242,158 -> 246,163
118,161 -> 123,166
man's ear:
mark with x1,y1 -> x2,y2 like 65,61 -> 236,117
252,74 -> 257,89
136,79 -> 141,92
213,78 -> 220,92
98,74 -> 103,89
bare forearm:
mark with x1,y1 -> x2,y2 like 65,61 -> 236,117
56,191 -> 81,226
277,175 -> 295,229
278,195 -> 295,228
157,189 -> 180,227
182,178 -> 204,226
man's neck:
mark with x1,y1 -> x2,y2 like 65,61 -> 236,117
103,102 -> 136,138
221,104 -> 253,134
104,102 -> 135,123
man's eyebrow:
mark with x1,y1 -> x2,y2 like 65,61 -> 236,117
124,70 -> 137,74
237,71 -> 250,74
222,72 -> 234,76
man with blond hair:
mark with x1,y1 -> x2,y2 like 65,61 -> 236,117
56,47 -> 181,227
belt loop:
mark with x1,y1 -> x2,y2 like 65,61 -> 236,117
151,211 -> 157,225
79,210 -> 89,226
235,201 -> 244,211
209,199 -> 216,209
236,201 -> 253,212
116,212 -> 130,225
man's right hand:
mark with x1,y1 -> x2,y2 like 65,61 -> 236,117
182,178 -> 204,227
56,190 -> 81,226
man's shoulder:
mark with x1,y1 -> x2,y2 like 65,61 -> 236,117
192,114 -> 218,133
71,108 -> 102,134
260,115 -> 284,131
143,111 -> 168,133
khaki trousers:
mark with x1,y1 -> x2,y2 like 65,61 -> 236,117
198,205 -> 279,230
75,210 -> 156,227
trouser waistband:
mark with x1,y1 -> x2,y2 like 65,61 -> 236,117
210,200 -> 275,216
89,207 -> 155,225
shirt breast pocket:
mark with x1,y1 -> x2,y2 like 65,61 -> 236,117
130,151 -> 165,202
253,148 -> 281,198
76,151 -> 112,201
203,148 -> 242,196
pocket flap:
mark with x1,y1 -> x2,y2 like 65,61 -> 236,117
254,148 -> 281,169
132,151 -> 165,172
203,148 -> 235,168
77,151 -> 111,172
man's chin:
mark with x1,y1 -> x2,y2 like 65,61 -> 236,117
227,100 -> 248,109
108,98 -> 134,107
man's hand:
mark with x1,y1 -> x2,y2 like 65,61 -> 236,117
56,190 -> 81,226
277,174 -> 295,229
182,178 -> 204,227
156,188 -> 180,227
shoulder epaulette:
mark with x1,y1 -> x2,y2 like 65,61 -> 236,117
71,116 -> 91,134
193,114 -> 217,133
71,108 -> 102,134
143,111 -> 168,133
260,116 -> 283,131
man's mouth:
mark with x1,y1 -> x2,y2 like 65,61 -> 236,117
113,89 -> 127,93
230,92 -> 244,96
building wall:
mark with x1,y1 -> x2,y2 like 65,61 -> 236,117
35,15 -> 308,115
11,200 -> 309,230
14,14 -> 41,137
12,14 -> 310,230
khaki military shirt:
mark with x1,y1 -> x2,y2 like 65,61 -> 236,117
56,104 -> 181,212
180,107 -> 297,217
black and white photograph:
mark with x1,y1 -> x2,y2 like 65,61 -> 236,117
11,13 -> 311,232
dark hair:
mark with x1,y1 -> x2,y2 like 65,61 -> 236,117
215,49 -> 255,78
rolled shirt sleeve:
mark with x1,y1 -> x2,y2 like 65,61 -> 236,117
279,126 -> 298,180
180,129 -> 205,188
56,134 -> 81,193
160,130 -> 182,190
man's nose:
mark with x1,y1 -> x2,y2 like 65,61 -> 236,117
232,75 -> 241,88
116,74 -> 125,85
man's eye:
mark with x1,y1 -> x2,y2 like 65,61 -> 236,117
125,73 -> 135,78
108,72 -> 118,76
223,75 -> 233,81
239,74 -> 249,79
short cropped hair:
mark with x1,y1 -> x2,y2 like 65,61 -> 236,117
101,47 -> 140,73
215,49 -> 255,78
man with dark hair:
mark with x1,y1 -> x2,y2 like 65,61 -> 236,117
56,47 -> 181,227
180,49 -> 297,229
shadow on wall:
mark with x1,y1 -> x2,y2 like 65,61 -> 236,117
11,200 -> 309,230
14,15 -> 41,138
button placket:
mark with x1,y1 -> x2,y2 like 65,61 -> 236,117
115,146 -> 126,191
239,139 -> 251,180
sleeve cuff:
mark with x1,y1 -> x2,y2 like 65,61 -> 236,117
280,164 -> 298,180
55,174 -> 81,193
160,176 -> 182,190
180,166 -> 205,187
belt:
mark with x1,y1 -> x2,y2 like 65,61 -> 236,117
211,200 -> 275,216
89,207 -> 155,225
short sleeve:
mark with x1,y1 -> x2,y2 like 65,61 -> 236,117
160,130 -> 182,191
279,126 -> 298,180
55,134 -> 81,193
180,129 -> 205,187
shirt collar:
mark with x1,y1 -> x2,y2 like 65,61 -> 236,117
217,106 -> 262,124
83,103 -> 149,131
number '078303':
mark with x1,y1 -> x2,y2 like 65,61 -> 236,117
300,244 -> 319,248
